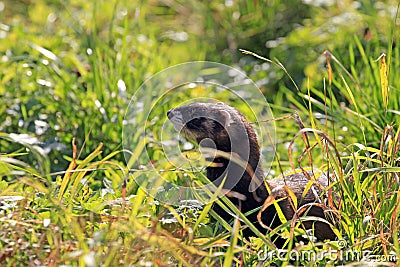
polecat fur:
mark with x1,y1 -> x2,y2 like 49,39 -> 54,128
167,102 -> 336,247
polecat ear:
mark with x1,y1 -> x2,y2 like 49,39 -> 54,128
219,109 -> 232,127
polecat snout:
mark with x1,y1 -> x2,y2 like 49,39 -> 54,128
167,102 -> 336,246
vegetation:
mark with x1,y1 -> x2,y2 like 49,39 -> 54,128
1,0 -> 399,265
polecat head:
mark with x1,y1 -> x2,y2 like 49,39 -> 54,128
168,101 -> 263,164
167,102 -> 249,151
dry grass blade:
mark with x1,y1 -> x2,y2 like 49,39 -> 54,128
58,138 -> 77,200
377,53 -> 389,111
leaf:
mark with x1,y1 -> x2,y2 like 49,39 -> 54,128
58,138 -> 77,200
28,42 -> 60,62
325,51 -> 333,85
378,53 -> 389,110
283,185 -> 297,208
257,195 -> 287,228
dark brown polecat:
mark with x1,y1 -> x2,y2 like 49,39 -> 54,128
167,102 -> 336,247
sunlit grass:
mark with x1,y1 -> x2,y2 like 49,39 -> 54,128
1,0 -> 400,266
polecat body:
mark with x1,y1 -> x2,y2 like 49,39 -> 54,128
167,102 -> 336,246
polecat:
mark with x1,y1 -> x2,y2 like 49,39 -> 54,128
167,102 -> 336,246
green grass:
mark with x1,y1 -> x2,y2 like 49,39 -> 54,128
1,0 -> 400,266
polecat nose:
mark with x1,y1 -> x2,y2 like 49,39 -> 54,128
167,109 -> 174,119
